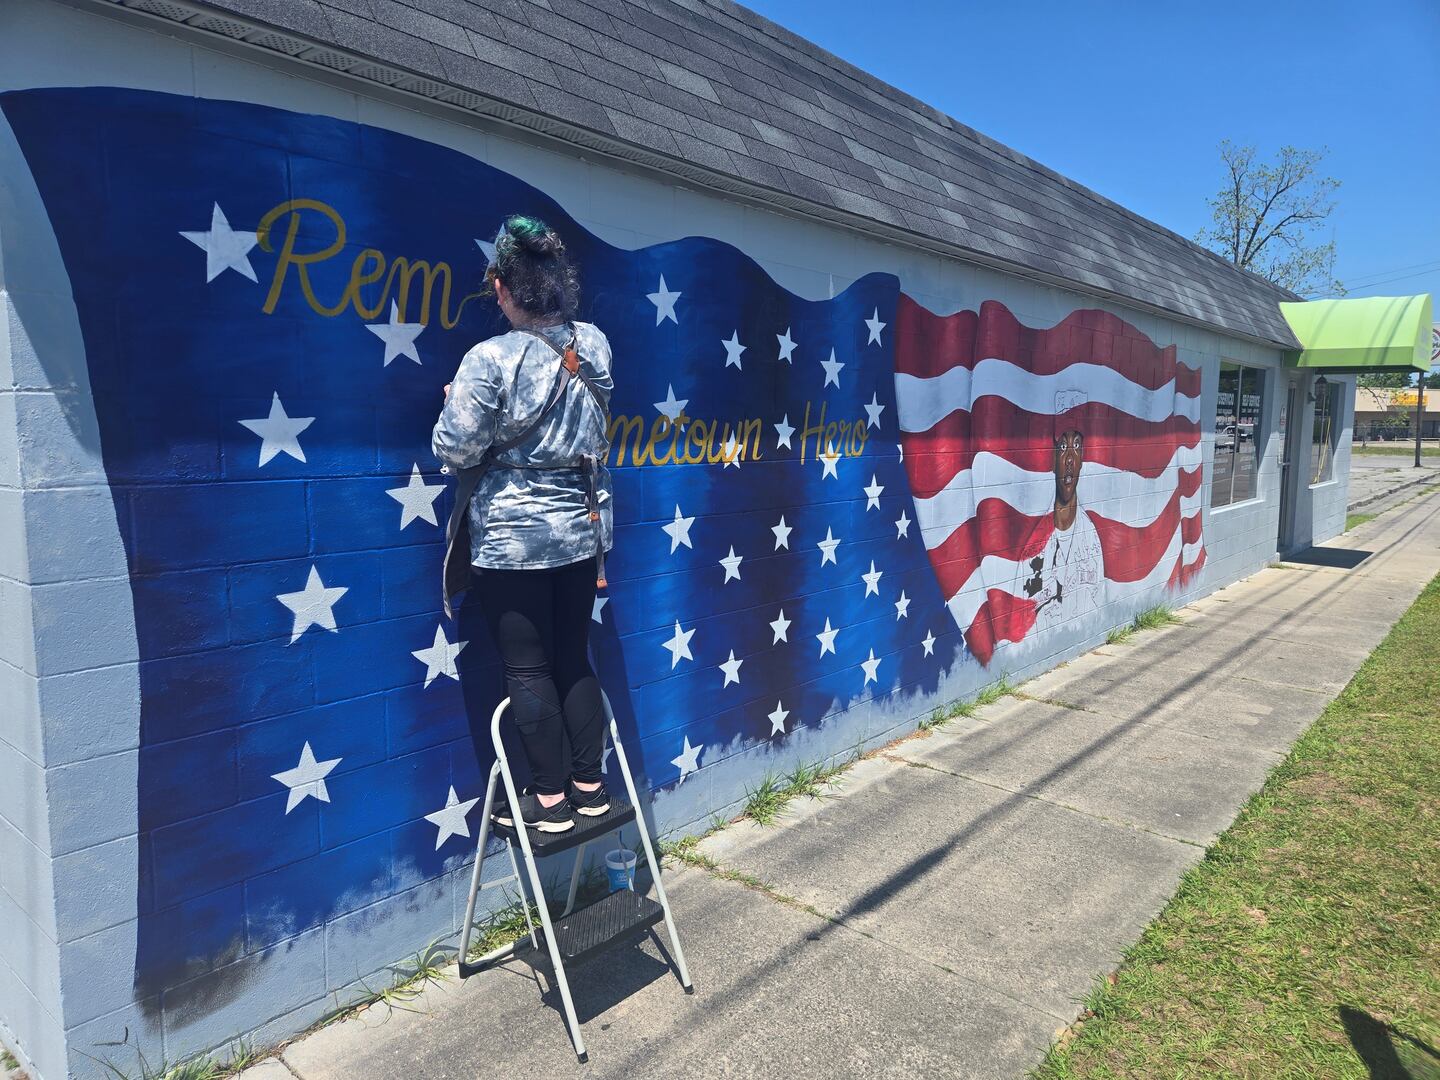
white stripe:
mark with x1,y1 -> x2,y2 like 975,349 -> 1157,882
895,358 -> 1200,433
914,447 -> 1204,551
943,524 -> 1203,633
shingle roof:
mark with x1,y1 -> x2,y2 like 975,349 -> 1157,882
147,0 -> 1302,346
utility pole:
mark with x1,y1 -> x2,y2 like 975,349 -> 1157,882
1417,373 -> 1427,468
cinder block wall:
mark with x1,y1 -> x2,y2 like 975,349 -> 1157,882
0,2 -> 1347,1077
0,116 -> 144,1080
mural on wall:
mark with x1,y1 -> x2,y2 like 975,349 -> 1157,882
1,88 -> 1202,999
893,298 -> 1206,663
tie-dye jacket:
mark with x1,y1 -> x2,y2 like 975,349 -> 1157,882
432,321 -> 614,571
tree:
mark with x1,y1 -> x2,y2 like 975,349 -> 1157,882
1196,141 -> 1343,298
1358,372 -> 1411,388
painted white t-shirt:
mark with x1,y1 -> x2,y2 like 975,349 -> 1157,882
1018,509 -> 1104,633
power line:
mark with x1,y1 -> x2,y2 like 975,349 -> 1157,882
1343,256 -> 1440,281
1344,265 -> 1440,291
1342,260 -> 1440,292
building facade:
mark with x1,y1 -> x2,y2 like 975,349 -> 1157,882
0,0 -> 1356,1075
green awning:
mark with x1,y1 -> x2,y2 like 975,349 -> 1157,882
1280,294 -> 1433,373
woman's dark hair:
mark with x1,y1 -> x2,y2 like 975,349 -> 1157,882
483,215 -> 579,320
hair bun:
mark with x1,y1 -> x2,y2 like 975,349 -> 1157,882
504,215 -> 561,258
523,231 -> 562,257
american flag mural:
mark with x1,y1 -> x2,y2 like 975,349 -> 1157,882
894,297 -> 1206,665
2,87 -> 1202,997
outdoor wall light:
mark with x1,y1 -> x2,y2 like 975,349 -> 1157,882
1308,375 -> 1328,403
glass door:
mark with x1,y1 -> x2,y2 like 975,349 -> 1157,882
1277,375 -> 1305,552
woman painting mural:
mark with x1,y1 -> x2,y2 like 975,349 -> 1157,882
432,215 -> 615,835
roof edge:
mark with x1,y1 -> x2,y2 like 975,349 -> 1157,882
69,0 -> 1298,349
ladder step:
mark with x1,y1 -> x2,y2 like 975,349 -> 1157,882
541,889 -> 665,967
493,800 -> 637,857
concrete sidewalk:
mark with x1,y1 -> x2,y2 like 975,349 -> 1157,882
249,490 -> 1440,1080
1346,452 -> 1438,510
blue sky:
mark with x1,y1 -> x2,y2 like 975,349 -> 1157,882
746,0 -> 1440,309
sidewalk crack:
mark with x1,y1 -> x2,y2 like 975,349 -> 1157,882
882,754 -> 1207,849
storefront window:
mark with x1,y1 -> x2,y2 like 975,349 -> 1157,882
1310,379 -> 1341,484
1212,361 -> 1265,507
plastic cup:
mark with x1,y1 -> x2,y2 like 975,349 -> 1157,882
605,848 -> 637,892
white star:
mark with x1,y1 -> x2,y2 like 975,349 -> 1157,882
387,464 -> 443,529
720,649 -> 743,687
180,202 -> 258,283
772,515 -> 793,550
275,566 -> 348,645
820,347 -> 845,388
776,327 -> 797,364
663,505 -> 695,553
239,393 -> 314,467
412,625 -> 467,688
721,432 -> 742,469
655,384 -> 689,425
366,300 -> 425,367
648,274 -> 681,325
592,596 -> 609,624
863,474 -> 884,510
770,608 -> 792,644
864,392 -> 886,429
819,441 -> 841,479
774,414 -> 796,449
663,620 -> 695,669
672,736 -> 702,784
860,648 -> 881,686
865,308 -> 886,345
272,742 -> 341,814
922,629 -> 937,657
722,330 -> 746,370
816,617 -> 839,657
895,591 -> 911,619
425,786 -> 480,850
475,237 -> 496,263
895,510 -> 912,539
768,700 -> 789,737
817,527 -> 841,567
862,561 -> 883,597
719,546 -> 744,583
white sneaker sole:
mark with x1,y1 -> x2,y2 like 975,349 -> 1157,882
574,804 -> 610,817
492,813 -> 575,833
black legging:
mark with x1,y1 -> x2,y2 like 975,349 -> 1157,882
477,557 -> 604,795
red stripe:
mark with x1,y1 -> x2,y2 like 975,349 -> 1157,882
964,589 -> 1040,667
929,501 -> 1054,601
1087,494 -> 1203,584
895,295 -> 1201,397
903,398 -> 1200,498
1166,546 -> 1207,590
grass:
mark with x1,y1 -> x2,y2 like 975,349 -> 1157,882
80,1035 -> 265,1080
1351,444 -> 1440,456
920,676 -> 1014,730
1104,605 -> 1181,645
1344,511 -> 1377,532
740,758 -> 852,825
1,1048 -> 19,1073
1033,574 -> 1440,1080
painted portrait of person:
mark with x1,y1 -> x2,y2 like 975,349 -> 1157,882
1015,391 -> 1104,633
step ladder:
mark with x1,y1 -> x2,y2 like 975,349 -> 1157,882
457,691 -> 693,1062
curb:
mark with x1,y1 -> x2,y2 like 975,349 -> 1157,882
1348,469 -> 1438,513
